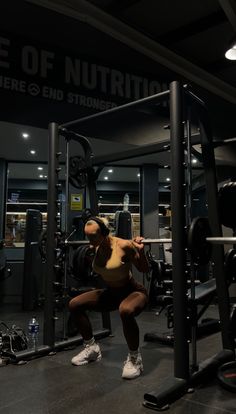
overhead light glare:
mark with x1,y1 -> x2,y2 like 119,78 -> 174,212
38,166 -> 43,170
225,40 -> 236,60
30,150 -> 36,155
22,133 -> 29,139
108,169 -> 113,173
104,176 -> 108,180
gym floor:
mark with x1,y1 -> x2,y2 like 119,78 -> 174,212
0,306 -> 235,414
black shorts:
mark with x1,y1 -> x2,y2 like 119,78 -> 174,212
92,277 -> 148,312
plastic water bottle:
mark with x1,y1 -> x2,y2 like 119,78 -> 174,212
28,316 -> 39,350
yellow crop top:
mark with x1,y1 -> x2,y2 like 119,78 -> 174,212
92,237 -> 134,286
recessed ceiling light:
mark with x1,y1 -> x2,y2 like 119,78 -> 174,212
108,169 -> 113,173
44,175 -> 47,178
166,177 -> 171,181
104,176 -> 108,180
225,40 -> 236,60
22,133 -> 29,139
30,150 -> 36,155
137,173 -> 140,177
39,174 -> 43,178
38,166 -> 43,170
192,159 -> 197,164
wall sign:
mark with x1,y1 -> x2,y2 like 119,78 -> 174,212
0,32 -> 168,114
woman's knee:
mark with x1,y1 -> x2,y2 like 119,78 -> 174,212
68,296 -> 83,312
119,303 -> 135,319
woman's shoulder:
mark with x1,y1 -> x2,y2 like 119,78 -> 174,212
114,237 -> 134,250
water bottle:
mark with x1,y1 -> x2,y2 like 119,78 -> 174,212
28,316 -> 39,350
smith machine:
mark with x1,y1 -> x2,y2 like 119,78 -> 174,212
9,82 -> 235,407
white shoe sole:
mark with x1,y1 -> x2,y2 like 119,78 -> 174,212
122,370 -> 142,379
122,362 -> 143,379
72,354 -> 102,366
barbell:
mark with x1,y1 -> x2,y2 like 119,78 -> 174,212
65,237 -> 236,245
65,217 -> 235,265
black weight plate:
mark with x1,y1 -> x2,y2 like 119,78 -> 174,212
188,217 -> 212,265
217,361 -> 236,392
224,249 -> 236,285
218,182 -> 236,229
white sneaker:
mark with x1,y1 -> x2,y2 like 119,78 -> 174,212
122,353 -> 143,379
71,343 -> 102,366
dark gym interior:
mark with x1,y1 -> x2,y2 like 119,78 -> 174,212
1,1 -> 236,413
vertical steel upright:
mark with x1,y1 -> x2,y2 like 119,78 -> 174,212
0,158 -> 7,240
43,122 -> 60,347
170,81 -> 189,380
141,165 -> 159,259
198,109 -> 233,351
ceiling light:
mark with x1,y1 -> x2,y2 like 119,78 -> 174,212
166,177 -> 171,181
44,175 -> 47,178
38,166 -> 43,170
30,150 -> 36,155
108,169 -> 113,173
225,39 -> 236,60
137,173 -> 140,177
39,174 -> 43,178
104,176 -> 108,180
192,158 -> 197,164
22,133 -> 29,138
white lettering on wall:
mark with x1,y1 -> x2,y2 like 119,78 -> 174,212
64,56 -> 166,100
0,33 -> 168,103
22,46 -> 54,77
97,65 -> 110,93
110,69 -> 124,97
0,37 -> 10,68
82,62 -> 97,89
65,56 -> 80,85
40,50 -> 55,78
22,45 -> 39,75
131,75 -> 143,99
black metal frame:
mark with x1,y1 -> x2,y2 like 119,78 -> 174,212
43,124 -> 111,350
11,82 -> 234,400
143,82 -> 235,410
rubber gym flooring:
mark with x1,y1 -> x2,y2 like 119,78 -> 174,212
0,305 -> 236,414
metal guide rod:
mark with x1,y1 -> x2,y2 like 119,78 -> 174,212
143,237 -> 236,245
206,237 -> 236,244
65,237 -> 236,246
60,90 -> 170,128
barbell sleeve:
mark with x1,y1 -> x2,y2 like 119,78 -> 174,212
141,239 -> 172,244
142,237 -> 236,245
206,237 -> 236,244
64,240 -> 89,245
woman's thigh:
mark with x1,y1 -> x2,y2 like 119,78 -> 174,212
69,288 -> 119,312
119,291 -> 148,316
